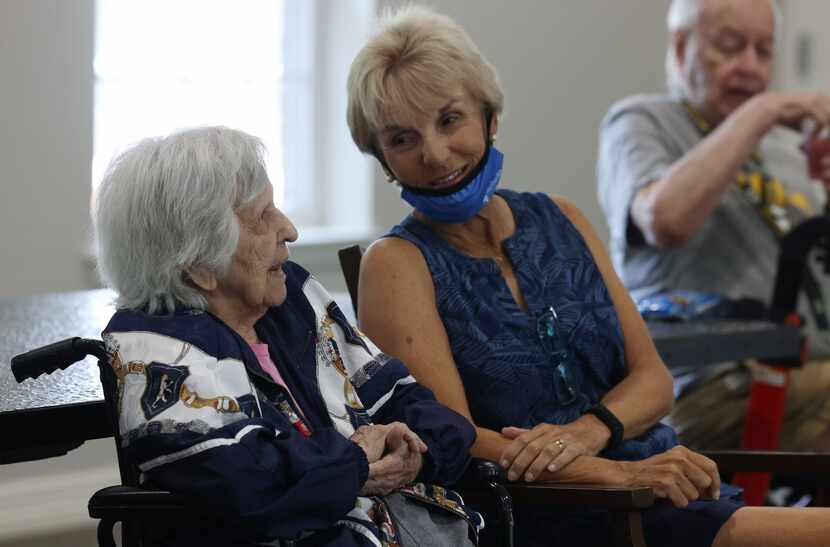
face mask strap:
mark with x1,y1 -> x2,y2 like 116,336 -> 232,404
369,145 -> 397,183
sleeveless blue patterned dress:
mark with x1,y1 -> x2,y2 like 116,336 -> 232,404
386,189 -> 743,547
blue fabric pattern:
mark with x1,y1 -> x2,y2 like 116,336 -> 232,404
387,190 -> 744,546
387,190 -> 677,461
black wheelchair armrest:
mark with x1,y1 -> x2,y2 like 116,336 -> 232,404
88,485 -> 191,519
89,485 -> 195,547
88,486 -> 298,547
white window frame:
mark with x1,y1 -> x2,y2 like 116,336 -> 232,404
92,0 -> 375,245
302,0 -> 375,245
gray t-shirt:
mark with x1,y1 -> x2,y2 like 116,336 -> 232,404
597,94 -> 829,357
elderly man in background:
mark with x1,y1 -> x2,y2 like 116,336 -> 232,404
597,0 -> 830,458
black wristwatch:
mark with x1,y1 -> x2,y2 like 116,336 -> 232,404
585,403 -> 624,449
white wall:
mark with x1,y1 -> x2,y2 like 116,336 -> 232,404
0,0 -> 96,299
0,0 -> 670,301
2,2 -> 828,300
775,0 -> 830,92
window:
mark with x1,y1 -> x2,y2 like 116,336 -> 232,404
93,0 -> 374,237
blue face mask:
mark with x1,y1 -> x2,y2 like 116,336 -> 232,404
399,146 -> 504,223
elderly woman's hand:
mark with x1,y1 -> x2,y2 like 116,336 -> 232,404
360,439 -> 424,496
354,422 -> 427,496
499,418 -> 610,482
383,421 -> 428,455
617,446 -> 721,508
350,424 -> 391,463
351,422 -> 428,465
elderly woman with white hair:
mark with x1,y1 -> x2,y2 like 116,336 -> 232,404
93,126 -> 480,547
347,5 -> 830,547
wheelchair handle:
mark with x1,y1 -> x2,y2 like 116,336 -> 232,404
474,459 -> 506,481
12,337 -> 107,382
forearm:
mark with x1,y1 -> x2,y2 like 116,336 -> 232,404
139,424 -> 369,537
635,104 -> 773,246
598,363 -> 674,441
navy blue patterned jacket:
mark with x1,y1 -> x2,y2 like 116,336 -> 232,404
103,261 -> 476,546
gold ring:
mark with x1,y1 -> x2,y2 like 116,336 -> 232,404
554,439 -> 566,450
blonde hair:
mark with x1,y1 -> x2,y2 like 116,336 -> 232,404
346,4 -> 504,155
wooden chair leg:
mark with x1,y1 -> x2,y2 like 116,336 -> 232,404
608,511 -> 646,547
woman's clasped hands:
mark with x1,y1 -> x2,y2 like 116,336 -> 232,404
351,422 -> 427,495
499,418 -> 611,482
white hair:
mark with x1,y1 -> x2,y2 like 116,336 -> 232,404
94,126 -> 270,313
665,0 -> 783,98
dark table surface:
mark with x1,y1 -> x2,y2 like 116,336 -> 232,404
0,289 -> 801,463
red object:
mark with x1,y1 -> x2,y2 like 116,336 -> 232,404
733,312 -> 802,506
802,136 -> 830,180
733,364 -> 789,505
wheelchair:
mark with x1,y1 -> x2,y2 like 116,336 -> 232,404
12,337 -> 299,547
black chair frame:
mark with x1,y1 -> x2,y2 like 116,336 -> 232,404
12,337 -> 296,547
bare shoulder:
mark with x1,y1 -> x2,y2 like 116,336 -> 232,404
363,236 -> 422,265
361,236 -> 431,283
549,193 -> 577,211
548,193 -> 595,235
359,236 -> 436,320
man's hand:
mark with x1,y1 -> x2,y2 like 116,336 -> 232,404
499,418 -> 610,482
735,91 -> 830,190
617,446 -> 721,508
741,91 -> 830,133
